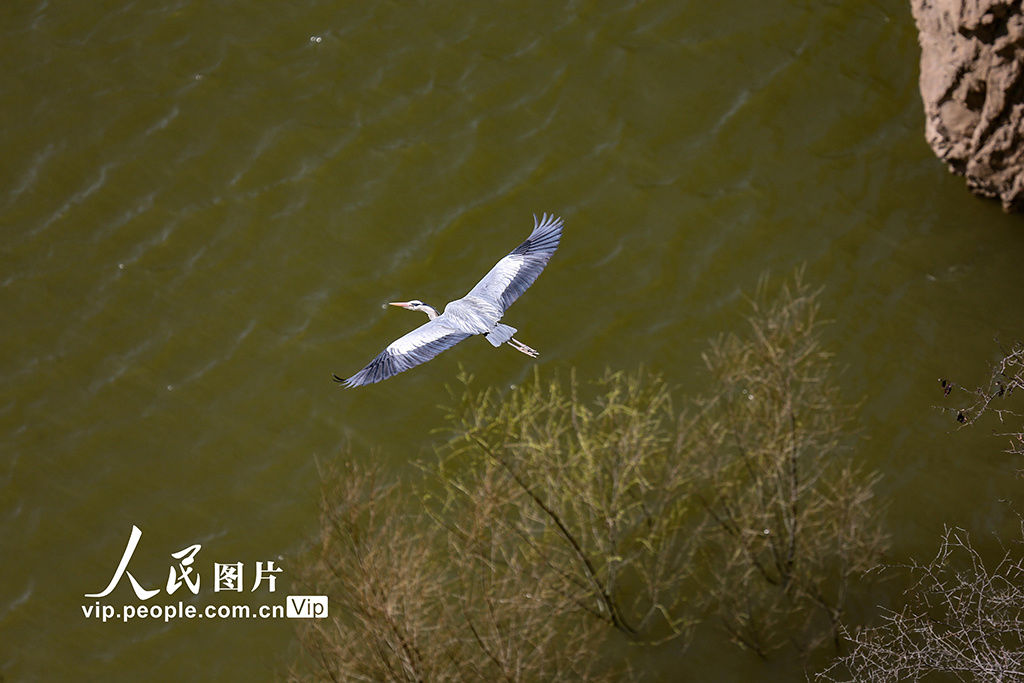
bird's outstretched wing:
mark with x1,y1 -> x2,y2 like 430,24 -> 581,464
465,213 -> 563,313
336,317 -> 471,387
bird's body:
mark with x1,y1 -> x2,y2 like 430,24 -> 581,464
337,213 -> 563,387
440,296 -> 503,336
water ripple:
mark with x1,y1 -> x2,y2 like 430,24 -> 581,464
29,161 -> 115,238
5,142 -> 58,209
142,104 -> 180,138
170,319 -> 256,390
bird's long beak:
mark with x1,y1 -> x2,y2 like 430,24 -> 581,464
388,301 -> 412,309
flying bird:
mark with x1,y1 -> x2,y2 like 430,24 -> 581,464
335,213 -> 564,387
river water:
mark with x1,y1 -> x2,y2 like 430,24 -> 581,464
3,0 -> 1024,680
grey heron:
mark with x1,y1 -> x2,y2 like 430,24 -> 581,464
336,213 -> 564,387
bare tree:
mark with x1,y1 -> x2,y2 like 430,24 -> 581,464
291,459 -> 620,682
939,341 -> 1024,457
291,460 -> 458,682
819,343 -> 1024,682
818,524 -> 1024,683
684,273 -> 888,657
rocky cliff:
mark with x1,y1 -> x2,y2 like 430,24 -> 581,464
910,0 -> 1024,211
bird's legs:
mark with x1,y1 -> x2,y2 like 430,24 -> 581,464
507,337 -> 539,358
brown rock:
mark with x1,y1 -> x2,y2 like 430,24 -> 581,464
910,0 -> 1024,211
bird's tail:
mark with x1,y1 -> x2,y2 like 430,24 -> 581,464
486,323 -> 517,347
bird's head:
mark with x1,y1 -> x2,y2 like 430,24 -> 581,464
389,300 -> 439,320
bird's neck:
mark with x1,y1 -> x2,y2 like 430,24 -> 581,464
421,305 -> 439,320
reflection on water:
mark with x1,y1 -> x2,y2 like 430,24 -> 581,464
2,0 -> 1024,679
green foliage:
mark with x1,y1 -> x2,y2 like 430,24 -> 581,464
436,366 -> 700,642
